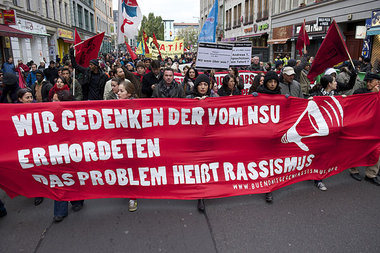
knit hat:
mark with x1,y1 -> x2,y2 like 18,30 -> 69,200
264,71 -> 279,87
194,74 -> 210,86
363,72 -> 380,81
89,59 -> 98,67
287,59 -> 297,67
136,61 -> 145,69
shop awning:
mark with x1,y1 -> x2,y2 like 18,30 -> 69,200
367,27 -> 380,36
0,24 -> 33,39
61,38 -> 74,44
267,38 -> 289,44
237,32 -> 267,39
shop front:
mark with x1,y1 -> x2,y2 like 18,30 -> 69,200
57,28 -> 74,63
237,22 -> 270,62
10,17 -> 49,63
268,25 -> 292,61
293,21 -> 327,58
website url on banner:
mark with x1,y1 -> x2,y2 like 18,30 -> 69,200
232,167 -> 338,190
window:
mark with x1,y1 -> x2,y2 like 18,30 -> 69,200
78,5 -> 83,28
52,0 -> 56,20
59,1 -> 63,23
13,0 -> 18,6
26,0 -> 32,10
73,4 -> 77,26
90,13 -> 94,32
237,4 -> 242,27
263,0 -> 269,19
65,3 -> 68,24
293,0 -> 299,8
244,0 -> 249,25
249,0 -> 254,22
45,0 -> 49,17
257,0 -> 262,20
233,6 -> 237,27
281,0 -> 286,12
85,10 -> 89,30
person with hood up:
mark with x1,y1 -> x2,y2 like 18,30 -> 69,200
256,71 -> 281,203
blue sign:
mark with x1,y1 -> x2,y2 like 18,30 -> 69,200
361,18 -> 372,59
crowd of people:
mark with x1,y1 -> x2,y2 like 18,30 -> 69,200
0,48 -> 379,222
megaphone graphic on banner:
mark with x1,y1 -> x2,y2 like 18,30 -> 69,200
281,97 -> 344,151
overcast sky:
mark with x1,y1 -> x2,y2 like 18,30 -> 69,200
113,0 -> 200,23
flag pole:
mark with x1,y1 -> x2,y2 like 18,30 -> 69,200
303,19 -> 306,53
73,47 -> 76,97
334,19 -> 355,70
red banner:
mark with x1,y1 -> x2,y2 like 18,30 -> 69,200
75,32 -> 105,67
0,94 -> 379,201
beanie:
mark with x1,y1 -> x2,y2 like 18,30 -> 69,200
194,74 -> 210,86
89,59 -> 98,67
264,71 -> 279,87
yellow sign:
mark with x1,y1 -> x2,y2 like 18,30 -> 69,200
136,38 -> 184,59
57,28 -> 73,40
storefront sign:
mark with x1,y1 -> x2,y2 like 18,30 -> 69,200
10,18 -> 47,36
244,27 -> 253,33
355,26 -> 366,39
58,28 -> 73,40
371,9 -> 380,27
361,18 -> 372,59
3,9 -> 16,25
295,21 -> 325,35
317,17 -> 331,27
196,42 -> 233,69
272,25 -> 292,40
259,23 -> 269,31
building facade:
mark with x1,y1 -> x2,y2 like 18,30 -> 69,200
0,0 -> 73,64
200,0 -> 380,66
94,0 -> 112,53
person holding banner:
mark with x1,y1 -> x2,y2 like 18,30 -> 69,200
217,75 -> 241,97
186,74 -> 218,99
348,72 -> 380,185
117,80 -> 139,211
181,67 -> 199,96
228,67 -> 244,92
16,88 -> 34,103
256,71 -> 281,202
279,67 -> 303,98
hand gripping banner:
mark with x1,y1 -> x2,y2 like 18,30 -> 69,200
0,93 -> 379,201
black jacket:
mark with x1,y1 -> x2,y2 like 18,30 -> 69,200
152,80 -> 185,98
70,51 -> 108,100
43,67 -> 59,85
142,71 -> 162,98
217,85 -> 241,96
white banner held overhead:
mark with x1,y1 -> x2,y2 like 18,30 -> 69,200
195,43 -> 233,70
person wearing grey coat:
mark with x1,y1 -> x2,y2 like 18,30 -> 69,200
279,66 -> 304,98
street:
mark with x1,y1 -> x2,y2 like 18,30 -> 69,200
1,168 -> 379,253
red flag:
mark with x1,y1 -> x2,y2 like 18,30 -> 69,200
152,33 -> 162,58
307,20 -> 349,80
143,31 -> 150,54
74,28 -> 82,44
125,41 -> 137,60
17,69 -> 26,88
296,21 -> 310,56
75,32 -> 105,67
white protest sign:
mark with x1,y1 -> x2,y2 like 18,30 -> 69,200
195,43 -> 233,69
230,42 -> 252,67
